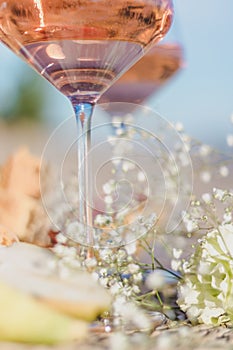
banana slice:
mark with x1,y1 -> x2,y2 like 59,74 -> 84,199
0,282 -> 87,344
0,243 -> 111,321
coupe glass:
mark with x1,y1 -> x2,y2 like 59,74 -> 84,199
101,11 -> 183,103
0,0 -> 173,254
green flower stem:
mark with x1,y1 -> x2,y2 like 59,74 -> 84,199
156,291 -> 163,307
137,263 -> 153,268
139,238 -> 182,280
136,291 -> 156,301
136,300 -> 161,310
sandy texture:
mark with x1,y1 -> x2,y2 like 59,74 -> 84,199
0,324 -> 232,350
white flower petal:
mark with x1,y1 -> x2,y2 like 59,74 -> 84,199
219,224 -> 233,258
146,270 -> 166,290
200,307 -> 225,325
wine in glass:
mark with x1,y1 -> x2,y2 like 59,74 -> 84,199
101,13 -> 183,103
0,0 -> 173,254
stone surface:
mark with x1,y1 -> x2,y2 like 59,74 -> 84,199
0,324 -> 232,350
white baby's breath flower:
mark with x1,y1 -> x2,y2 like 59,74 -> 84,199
112,116 -> 123,124
223,212 -> 232,224
183,213 -> 198,233
200,171 -> 211,183
227,134 -> 233,147
175,122 -> 184,132
99,249 -> 112,262
171,259 -> 182,272
132,285 -> 140,294
133,272 -> 143,284
146,270 -> 166,291
84,257 -> 97,269
124,234 -> 137,255
173,248 -> 182,259
137,171 -> 146,182
66,221 -> 82,236
127,263 -> 140,274
213,188 -> 226,201
178,224 -> 233,326
125,241 -> 137,255
178,151 -> 190,167
94,214 -> 113,227
219,166 -> 229,177
99,277 -> 109,288
115,301 -> 151,332
105,195 -> 113,204
202,193 -> 211,203
103,183 -> 113,195
56,233 -> 68,244
110,283 -> 122,295
109,332 -> 129,350
199,144 -> 211,157
52,243 -> 66,256
53,244 -> 76,258
122,160 -> 135,172
116,128 -> 125,136
156,333 -> 173,349
116,249 -> 128,263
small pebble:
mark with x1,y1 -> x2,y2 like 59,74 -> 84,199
146,312 -> 167,330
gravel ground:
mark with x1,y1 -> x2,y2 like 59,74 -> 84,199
0,324 -> 232,350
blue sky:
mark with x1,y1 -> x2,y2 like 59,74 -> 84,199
0,0 -> 232,151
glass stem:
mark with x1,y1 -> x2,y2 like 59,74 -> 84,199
73,102 -> 94,258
